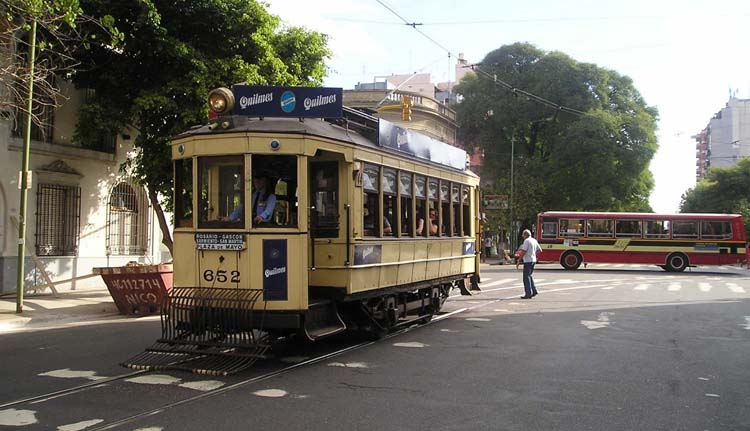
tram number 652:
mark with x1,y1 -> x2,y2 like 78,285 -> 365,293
203,269 -> 241,283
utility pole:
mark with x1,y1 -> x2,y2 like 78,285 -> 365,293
509,134 -> 515,252
16,20 -> 37,313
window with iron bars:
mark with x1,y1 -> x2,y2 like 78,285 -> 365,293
106,182 -> 150,255
35,183 -> 81,256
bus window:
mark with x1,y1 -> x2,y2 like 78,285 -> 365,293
701,221 -> 732,239
541,222 -> 557,239
560,219 -> 584,237
428,178 -> 439,236
362,164 -> 379,237
672,220 -> 698,239
462,186 -> 470,236
415,175 -> 427,236
382,168 -> 397,237
451,183 -> 460,236
253,155 -> 297,228
310,161 -> 338,238
645,220 -> 670,238
399,172 -> 413,237
174,158 -> 193,228
440,181 -> 450,236
615,220 -> 642,237
587,219 -> 613,237
198,155 -> 244,228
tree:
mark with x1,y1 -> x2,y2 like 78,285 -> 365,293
680,158 -> 750,237
455,43 -> 658,233
70,0 -> 331,254
0,0 -> 119,132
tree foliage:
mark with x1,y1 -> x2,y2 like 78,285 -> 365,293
0,0 -> 119,129
456,43 -> 658,234
70,0 -> 331,252
680,158 -> 750,236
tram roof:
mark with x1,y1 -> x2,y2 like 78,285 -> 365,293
174,115 -> 478,177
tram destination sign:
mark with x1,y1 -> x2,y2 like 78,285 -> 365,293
195,233 -> 246,250
231,85 -> 343,118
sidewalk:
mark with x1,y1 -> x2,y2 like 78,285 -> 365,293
0,285 -> 130,334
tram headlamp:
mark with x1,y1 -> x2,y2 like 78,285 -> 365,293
207,87 -> 235,116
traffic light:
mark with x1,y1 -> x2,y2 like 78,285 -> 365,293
401,95 -> 412,121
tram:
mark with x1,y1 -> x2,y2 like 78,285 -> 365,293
124,85 -> 481,375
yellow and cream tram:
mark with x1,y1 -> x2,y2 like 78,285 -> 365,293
125,85 -> 481,375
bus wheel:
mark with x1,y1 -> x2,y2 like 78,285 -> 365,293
665,253 -> 688,272
561,251 -> 582,270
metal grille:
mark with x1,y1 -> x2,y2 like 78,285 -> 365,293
35,183 -> 81,256
106,182 -> 150,256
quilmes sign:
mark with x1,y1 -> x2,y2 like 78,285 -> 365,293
232,85 -> 343,118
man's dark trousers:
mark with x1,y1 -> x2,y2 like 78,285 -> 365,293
522,262 -> 538,297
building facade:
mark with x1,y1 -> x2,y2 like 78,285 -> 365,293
695,97 -> 750,180
0,77 -> 171,295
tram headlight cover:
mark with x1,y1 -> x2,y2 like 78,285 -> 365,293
208,87 -> 235,116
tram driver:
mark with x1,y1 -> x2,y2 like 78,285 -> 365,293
250,175 -> 277,225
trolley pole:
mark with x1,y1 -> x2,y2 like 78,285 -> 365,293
16,20 -> 37,313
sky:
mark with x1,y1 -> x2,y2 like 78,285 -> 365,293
266,0 -> 750,213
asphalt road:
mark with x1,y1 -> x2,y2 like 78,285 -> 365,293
1,263 -> 748,430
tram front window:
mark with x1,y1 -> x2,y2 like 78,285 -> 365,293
198,155 -> 244,228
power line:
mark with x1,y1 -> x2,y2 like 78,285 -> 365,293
373,0 -> 586,117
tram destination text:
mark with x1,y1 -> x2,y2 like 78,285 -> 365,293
195,233 -> 246,250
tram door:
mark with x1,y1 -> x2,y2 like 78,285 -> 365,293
308,152 -> 349,292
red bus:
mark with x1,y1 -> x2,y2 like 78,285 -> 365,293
537,211 -> 748,271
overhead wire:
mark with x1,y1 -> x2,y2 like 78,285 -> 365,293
372,0 -> 586,117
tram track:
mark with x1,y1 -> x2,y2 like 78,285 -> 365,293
84,307 -> 468,431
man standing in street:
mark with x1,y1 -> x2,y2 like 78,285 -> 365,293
517,229 -> 542,299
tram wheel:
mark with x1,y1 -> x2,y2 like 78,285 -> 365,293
560,251 -> 583,270
665,253 -> 688,272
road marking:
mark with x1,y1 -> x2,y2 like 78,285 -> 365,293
581,312 -> 613,329
328,362 -> 370,369
480,278 -> 515,288
58,419 -> 105,431
698,282 -> 712,292
178,381 -> 225,392
705,393 -> 720,398
38,369 -> 106,381
126,375 -> 181,386
667,283 -> 681,292
726,283 -> 746,293
742,317 -> 750,330
466,317 -> 491,322
634,283 -> 650,291
393,342 -> 428,348
253,389 -> 287,398
0,409 -> 38,426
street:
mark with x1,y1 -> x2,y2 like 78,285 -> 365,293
1,263 -> 748,430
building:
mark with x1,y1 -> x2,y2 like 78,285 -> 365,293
695,96 -> 750,180
1,73 -> 170,293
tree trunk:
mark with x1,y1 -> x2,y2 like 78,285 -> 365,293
147,188 -> 174,257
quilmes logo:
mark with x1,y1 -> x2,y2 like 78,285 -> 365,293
280,91 -> 296,113
239,92 -> 273,110
303,94 -> 337,111
264,266 -> 286,278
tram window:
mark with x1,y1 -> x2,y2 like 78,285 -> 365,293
399,172 -> 413,237
310,161 -> 338,237
174,158 -> 193,228
672,220 -> 698,239
383,169 -> 397,237
440,182 -> 450,236
252,155 -> 297,228
587,219 -> 613,237
428,178 -> 439,236
415,175 -> 428,236
559,219 -> 584,237
462,186 -> 471,236
701,221 -> 731,239
198,155 -> 244,228
363,164 -> 379,237
615,220 -> 642,237
645,220 -> 670,238
541,222 -> 557,239
451,184 -> 460,236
